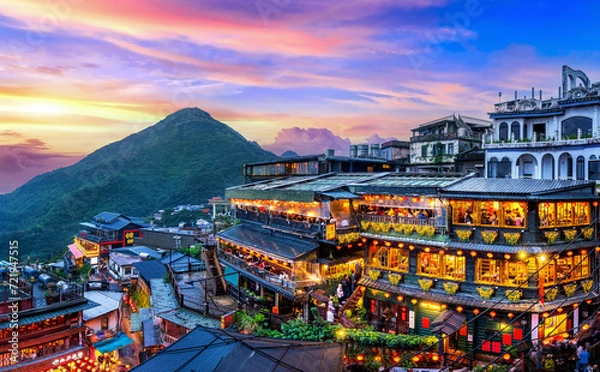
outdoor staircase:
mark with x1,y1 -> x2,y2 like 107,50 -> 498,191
202,247 -> 227,296
338,286 -> 365,328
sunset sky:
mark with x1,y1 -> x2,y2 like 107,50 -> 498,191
1,0 -> 599,193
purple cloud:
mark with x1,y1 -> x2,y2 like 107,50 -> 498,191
263,127 -> 351,156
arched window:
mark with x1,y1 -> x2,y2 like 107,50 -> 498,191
590,155 -> 600,180
487,157 -> 498,178
488,157 -> 511,178
499,122 -> 509,141
562,117 -> 592,138
542,154 -> 555,179
576,156 -> 585,180
510,121 -> 520,140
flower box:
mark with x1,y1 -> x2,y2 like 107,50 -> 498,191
563,283 -> 577,297
505,289 -> 522,302
563,229 -> 577,242
360,221 -> 371,231
456,229 -> 472,242
481,230 -> 498,245
477,286 -> 494,300
402,224 -> 415,235
503,232 -> 521,246
388,273 -> 402,286
369,269 -> 381,281
581,227 -> 594,240
418,278 -> 433,291
416,225 -> 435,237
582,280 -> 594,294
545,287 -> 558,302
544,231 -> 559,245
443,282 -> 459,295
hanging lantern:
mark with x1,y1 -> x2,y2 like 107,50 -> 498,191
490,311 -> 496,318
409,245 -> 415,250
470,251 -> 477,257
336,246 -> 342,250
487,253 -> 493,258
507,312 -> 514,319
457,250 -> 463,256
385,241 -> 391,247
424,247 -> 431,253
473,308 -> 480,315
411,299 -> 418,305
432,354 -> 440,362
397,295 -> 404,302
456,306 -> 463,313
439,250 -> 445,255
384,292 -> 390,299
393,355 -> 401,363
398,243 -> 404,248
504,254 -> 511,260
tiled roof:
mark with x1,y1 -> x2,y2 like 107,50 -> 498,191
431,310 -> 466,335
446,240 -> 598,254
132,326 -> 343,372
358,277 -> 595,312
133,260 -> 167,282
150,278 -> 179,314
0,300 -> 99,329
218,224 -> 318,260
157,308 -> 221,330
112,246 -> 162,259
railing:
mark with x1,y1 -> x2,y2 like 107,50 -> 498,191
218,251 -> 299,291
359,214 -> 439,227
162,333 -> 179,345
410,131 -> 482,142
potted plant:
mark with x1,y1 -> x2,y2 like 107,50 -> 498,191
563,229 -> 577,242
583,279 -> 594,294
416,225 -> 435,237
456,229 -> 472,242
369,269 -> 381,281
402,224 -> 415,235
581,227 -> 594,240
545,287 -> 558,301
443,282 -> 459,295
389,273 -> 402,286
563,283 -> 577,297
481,230 -> 498,244
544,231 -> 559,245
418,278 -> 433,291
503,232 -> 521,246
477,286 -> 494,300
505,289 -> 522,302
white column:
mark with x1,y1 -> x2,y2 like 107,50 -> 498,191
531,313 -> 539,344
574,306 -> 580,334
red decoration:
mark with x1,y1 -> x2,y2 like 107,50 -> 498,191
459,325 -> 467,336
422,317 -> 430,329
514,328 -> 523,340
502,334 -> 512,345
482,341 -> 491,352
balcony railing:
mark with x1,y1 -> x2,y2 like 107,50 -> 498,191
410,131 -> 482,142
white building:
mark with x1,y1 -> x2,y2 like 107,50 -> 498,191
484,65 -> 600,180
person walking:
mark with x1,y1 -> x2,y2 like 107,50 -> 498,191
579,346 -> 591,372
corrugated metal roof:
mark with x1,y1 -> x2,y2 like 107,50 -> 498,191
83,291 -> 122,320
442,178 -> 594,195
157,308 -> 221,330
218,224 -> 318,260
133,260 -> 167,282
131,326 -> 343,372
150,279 -> 179,315
94,333 -> 134,354
0,300 -> 99,329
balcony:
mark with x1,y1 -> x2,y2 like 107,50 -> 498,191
484,135 -> 600,150
410,131 -> 482,143
358,214 -> 448,243
218,250 -> 318,295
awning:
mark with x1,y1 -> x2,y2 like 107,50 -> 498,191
431,309 -> 466,335
0,300 -> 99,329
94,333 -> 134,354
320,191 -> 361,200
223,265 -> 239,286
68,244 -> 84,259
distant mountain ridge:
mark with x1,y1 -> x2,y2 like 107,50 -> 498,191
0,108 -> 278,259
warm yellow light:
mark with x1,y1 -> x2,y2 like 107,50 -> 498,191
503,353 -> 511,361
411,299 -> 418,305
539,254 -> 547,263
487,253 -> 493,258
397,295 -> 403,302
412,356 -> 420,362
393,356 -> 401,363
519,251 -> 527,260
356,354 -> 364,361
508,312 -> 514,319
504,254 -> 511,260
337,329 -> 346,338
583,324 -> 590,330
473,308 -> 480,315
490,311 -> 496,318
424,247 -> 430,253
439,250 -> 445,255
374,356 -> 382,362
457,250 -> 463,256
561,332 -> 570,338
456,306 -> 463,313
384,292 -> 390,298
432,355 -> 440,362
470,251 -> 477,257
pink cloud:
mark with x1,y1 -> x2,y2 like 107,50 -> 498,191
262,127 -> 351,156
0,138 -> 83,194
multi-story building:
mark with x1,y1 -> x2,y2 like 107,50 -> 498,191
0,270 -> 94,371
484,65 -> 600,180
355,176 -> 598,364
220,172 -> 600,366
69,212 -> 148,263
409,114 -> 491,173
218,173 -> 374,317
243,151 -> 394,183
